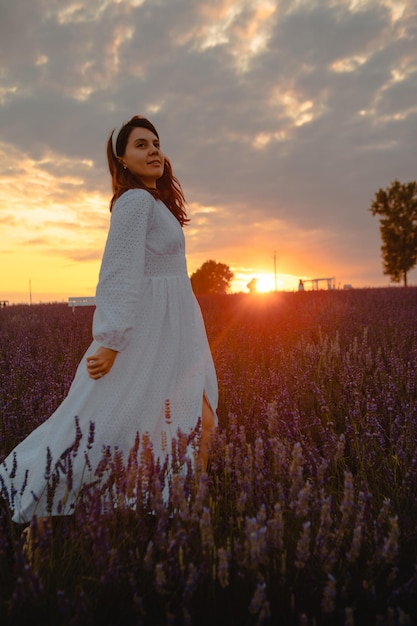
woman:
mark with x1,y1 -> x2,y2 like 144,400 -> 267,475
0,116 -> 218,524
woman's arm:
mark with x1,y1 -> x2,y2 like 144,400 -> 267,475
88,190 -> 154,376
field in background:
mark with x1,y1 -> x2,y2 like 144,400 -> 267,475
1,289 -> 417,625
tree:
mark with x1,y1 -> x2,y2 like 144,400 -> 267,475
190,260 -> 234,295
370,179 -> 417,286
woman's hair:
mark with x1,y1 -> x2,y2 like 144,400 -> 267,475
106,115 -> 188,226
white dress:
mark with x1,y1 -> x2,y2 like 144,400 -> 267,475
0,189 -> 218,523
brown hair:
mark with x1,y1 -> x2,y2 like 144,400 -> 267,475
106,115 -> 188,226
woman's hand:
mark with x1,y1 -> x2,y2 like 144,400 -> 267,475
86,347 -> 118,380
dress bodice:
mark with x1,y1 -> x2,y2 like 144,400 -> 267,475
144,201 -> 187,277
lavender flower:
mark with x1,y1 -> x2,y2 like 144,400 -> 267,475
217,545 -> 230,588
321,574 -> 337,614
249,577 -> 271,625
295,521 -> 311,570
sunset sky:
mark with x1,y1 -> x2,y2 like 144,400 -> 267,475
1,0 -> 416,303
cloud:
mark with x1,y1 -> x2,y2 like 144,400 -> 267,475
1,0 -> 417,300
26,243 -> 104,263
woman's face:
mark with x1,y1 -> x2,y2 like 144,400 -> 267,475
121,127 -> 164,188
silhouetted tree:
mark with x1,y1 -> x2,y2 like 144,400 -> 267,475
190,260 -> 234,295
370,179 -> 417,286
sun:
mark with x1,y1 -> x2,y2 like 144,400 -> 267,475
254,274 -> 276,293
243,272 -> 289,293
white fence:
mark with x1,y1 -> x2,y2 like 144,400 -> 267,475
68,296 -> 96,311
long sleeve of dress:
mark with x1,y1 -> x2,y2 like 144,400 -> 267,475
92,189 -> 154,351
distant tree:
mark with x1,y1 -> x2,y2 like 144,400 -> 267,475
370,179 -> 417,286
190,260 -> 234,295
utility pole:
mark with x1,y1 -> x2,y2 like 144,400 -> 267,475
29,279 -> 32,305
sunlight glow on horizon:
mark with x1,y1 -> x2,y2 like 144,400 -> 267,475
231,271 -> 301,293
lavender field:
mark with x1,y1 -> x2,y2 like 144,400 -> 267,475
1,289 -> 417,625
